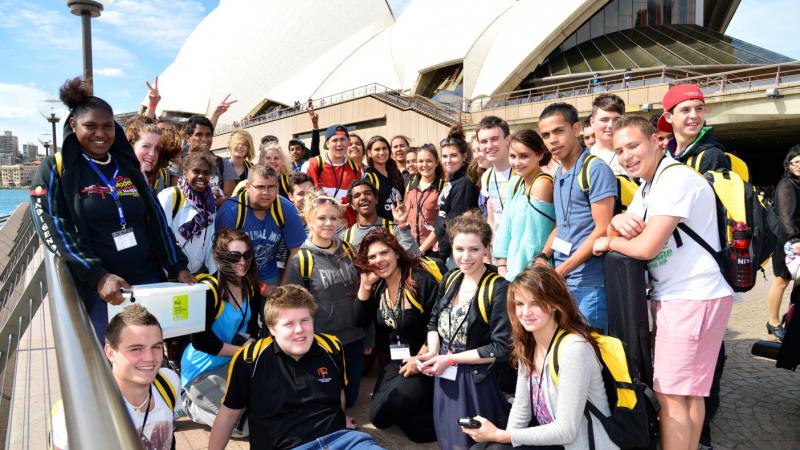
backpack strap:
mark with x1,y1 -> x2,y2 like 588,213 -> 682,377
297,248 -> 314,283
512,177 -> 525,197
442,269 -> 464,300
152,370 -> 177,411
342,240 -> 356,261
170,186 -> 185,219
687,152 -> 703,173
196,273 -> 224,319
366,171 -> 380,191
477,272 -> 503,324
279,174 -> 290,196
343,225 -> 355,244
315,155 -> 325,180
270,196 -> 285,228
244,159 -> 253,170
243,336 -> 273,365
380,218 -> 395,234
577,154 -> 598,198
546,328 -> 571,386
235,190 -> 249,229
419,257 -> 443,282
347,158 -> 360,175
403,286 -> 424,313
55,153 -> 63,177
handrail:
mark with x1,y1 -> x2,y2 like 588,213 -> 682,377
44,251 -> 141,449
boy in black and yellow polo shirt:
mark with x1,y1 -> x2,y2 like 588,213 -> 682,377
208,285 -> 383,450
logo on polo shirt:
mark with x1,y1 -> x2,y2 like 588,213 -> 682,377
317,366 -> 332,383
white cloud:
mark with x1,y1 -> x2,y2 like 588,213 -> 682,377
0,83 -> 67,154
96,67 -> 125,77
99,0 -> 207,51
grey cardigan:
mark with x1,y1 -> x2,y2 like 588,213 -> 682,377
507,335 -> 619,450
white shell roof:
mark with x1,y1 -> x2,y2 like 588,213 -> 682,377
153,0 -> 602,117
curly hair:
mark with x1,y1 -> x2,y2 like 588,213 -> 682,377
353,228 -> 420,293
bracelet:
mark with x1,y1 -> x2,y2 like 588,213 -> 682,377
148,103 -> 158,108
535,252 -> 549,260
361,284 -> 373,290
606,237 -> 617,252
447,358 -> 456,366
497,264 -> 507,268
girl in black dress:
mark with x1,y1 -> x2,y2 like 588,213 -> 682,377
354,228 -> 437,443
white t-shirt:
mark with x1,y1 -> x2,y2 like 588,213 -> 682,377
51,369 -> 181,450
590,145 -> 627,177
480,166 -> 512,230
626,158 -> 732,301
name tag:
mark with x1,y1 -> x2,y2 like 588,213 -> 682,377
112,229 -> 137,251
552,237 -> 573,256
439,364 -> 458,381
389,344 -> 411,361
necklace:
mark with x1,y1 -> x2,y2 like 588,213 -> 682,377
87,153 -> 112,165
130,389 -> 150,414
314,238 -> 334,249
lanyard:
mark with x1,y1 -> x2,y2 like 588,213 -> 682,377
558,164 -> 578,232
415,185 -> 434,245
529,327 -> 560,416
445,287 -> 471,352
82,154 -> 127,229
139,387 -> 152,439
326,155 -> 347,199
493,168 -> 510,210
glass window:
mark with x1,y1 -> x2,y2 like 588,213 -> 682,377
579,41 -> 614,71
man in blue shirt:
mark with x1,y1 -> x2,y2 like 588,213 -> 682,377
216,165 -> 305,286
536,103 -> 616,331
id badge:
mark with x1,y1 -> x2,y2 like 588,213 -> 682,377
552,237 -> 573,256
389,344 -> 411,361
439,364 -> 458,381
112,229 -> 137,251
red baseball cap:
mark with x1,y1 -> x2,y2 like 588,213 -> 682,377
657,84 -> 705,132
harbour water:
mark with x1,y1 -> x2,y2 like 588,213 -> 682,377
0,189 -> 29,216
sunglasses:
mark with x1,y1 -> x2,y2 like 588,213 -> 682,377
223,250 -> 253,261
311,196 -> 339,207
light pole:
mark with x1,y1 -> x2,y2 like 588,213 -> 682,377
39,98 -> 66,155
66,0 -> 103,95
38,134 -> 53,159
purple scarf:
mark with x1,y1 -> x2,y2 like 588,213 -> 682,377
178,177 -> 216,241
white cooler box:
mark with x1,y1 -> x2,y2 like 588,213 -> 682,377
107,282 -> 209,339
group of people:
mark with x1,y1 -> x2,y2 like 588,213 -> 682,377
31,74 -> 796,450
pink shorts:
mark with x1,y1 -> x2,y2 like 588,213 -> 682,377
651,296 -> 734,397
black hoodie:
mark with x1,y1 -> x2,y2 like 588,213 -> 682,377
29,115 -> 188,306
435,166 -> 480,260
668,126 -> 731,174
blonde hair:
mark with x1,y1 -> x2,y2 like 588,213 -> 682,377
228,129 -> 255,161
302,190 -> 340,226
259,143 -> 291,177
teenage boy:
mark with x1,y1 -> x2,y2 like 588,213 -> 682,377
304,124 -> 362,226
535,103 -> 616,331
287,172 -> 315,223
650,113 -> 673,154
341,179 -> 419,254
171,115 -> 238,205
216,165 -> 305,285
658,83 -> 730,173
478,115 -> 513,232
209,285 -> 382,450
589,93 -> 626,176
288,139 -> 308,173
582,118 -> 596,149
658,83 -> 729,450
51,305 -> 181,450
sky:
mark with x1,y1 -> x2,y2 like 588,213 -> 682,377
0,0 -> 797,155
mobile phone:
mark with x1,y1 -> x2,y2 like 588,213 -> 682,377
458,417 -> 481,429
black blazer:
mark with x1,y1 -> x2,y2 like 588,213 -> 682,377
427,266 -> 511,383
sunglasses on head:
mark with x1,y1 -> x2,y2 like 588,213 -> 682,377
311,196 -> 339,207
223,250 -> 253,261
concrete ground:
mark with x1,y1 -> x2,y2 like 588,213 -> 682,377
173,271 -> 800,450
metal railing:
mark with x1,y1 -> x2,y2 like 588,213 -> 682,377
214,82 -> 461,134
43,251 -> 141,449
0,203 -> 141,449
674,61 -> 800,94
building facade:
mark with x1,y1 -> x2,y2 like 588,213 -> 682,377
0,164 -> 37,188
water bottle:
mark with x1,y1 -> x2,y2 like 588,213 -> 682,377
729,221 -> 753,290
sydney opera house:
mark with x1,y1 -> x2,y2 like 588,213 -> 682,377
151,0 -> 800,186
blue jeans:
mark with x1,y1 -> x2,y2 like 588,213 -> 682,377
293,429 -> 383,450
571,286 -> 608,332
343,339 -> 365,407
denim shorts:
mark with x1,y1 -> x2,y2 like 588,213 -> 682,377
571,286 -> 608,332
292,429 -> 383,450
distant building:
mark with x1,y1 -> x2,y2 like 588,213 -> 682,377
0,131 -> 19,156
0,163 -> 38,188
0,153 -> 21,165
22,143 -> 38,161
